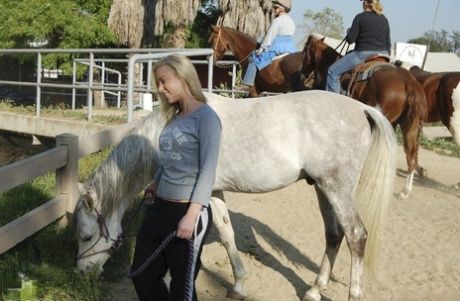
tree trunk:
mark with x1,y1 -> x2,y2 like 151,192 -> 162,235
109,0 -> 201,48
151,0 -> 201,48
108,0 -> 145,48
217,0 -> 272,40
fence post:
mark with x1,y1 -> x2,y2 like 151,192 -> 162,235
56,134 -> 79,215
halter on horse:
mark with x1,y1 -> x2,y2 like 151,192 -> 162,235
301,34 -> 427,199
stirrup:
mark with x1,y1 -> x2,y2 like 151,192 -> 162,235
233,84 -> 252,92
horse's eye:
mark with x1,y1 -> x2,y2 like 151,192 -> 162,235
81,235 -> 92,242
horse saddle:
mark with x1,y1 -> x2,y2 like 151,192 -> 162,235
354,55 -> 391,81
341,55 -> 393,95
273,53 -> 290,61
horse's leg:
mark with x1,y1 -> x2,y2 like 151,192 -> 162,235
304,188 -> 366,301
304,185 -> 344,301
209,192 -> 247,300
396,115 -> 423,199
249,86 -> 258,97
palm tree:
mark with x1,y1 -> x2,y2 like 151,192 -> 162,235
216,0 -> 272,40
108,0 -> 201,48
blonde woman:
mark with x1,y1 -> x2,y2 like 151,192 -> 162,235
326,0 -> 391,93
131,54 -> 221,301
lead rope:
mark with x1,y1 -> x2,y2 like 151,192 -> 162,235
128,232 -> 197,300
183,209 -> 207,301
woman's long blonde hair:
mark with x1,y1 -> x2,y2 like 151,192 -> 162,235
368,0 -> 384,15
152,54 -> 207,123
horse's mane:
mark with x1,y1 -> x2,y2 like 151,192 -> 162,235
83,107 -> 165,217
219,26 -> 257,44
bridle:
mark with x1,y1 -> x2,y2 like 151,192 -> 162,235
76,207 -> 122,260
212,27 -> 252,68
76,200 -> 144,260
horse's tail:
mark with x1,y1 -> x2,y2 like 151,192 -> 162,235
355,106 -> 397,273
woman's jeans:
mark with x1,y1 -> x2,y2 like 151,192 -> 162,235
325,50 -> 389,93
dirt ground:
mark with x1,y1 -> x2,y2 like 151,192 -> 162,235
105,145 -> 460,301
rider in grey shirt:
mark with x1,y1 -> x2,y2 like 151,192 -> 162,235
153,104 -> 221,207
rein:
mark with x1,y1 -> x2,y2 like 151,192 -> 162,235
335,37 -> 350,55
213,28 -> 252,69
76,200 -> 145,260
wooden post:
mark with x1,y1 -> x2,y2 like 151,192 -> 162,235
55,134 -> 79,214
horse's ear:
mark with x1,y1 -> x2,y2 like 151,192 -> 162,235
321,37 -> 325,42
78,182 -> 84,194
83,193 -> 95,211
302,40 -> 314,66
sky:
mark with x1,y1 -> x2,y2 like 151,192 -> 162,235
289,0 -> 459,46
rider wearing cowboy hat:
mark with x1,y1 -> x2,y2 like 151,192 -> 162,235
235,0 -> 296,92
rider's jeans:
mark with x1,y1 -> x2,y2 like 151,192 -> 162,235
325,50 -> 389,93
242,55 -> 257,86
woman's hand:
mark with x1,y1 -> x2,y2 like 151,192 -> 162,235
144,182 -> 156,202
176,203 -> 203,240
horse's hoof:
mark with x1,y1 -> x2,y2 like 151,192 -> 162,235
303,288 -> 322,301
417,167 -> 427,177
395,190 -> 409,199
453,182 -> 460,190
226,289 -> 247,300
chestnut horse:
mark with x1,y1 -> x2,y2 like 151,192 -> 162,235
208,25 -> 307,97
301,35 -> 427,199
407,65 -> 460,144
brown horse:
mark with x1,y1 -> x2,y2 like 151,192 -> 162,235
208,25 -> 307,97
301,35 -> 427,199
407,65 -> 460,144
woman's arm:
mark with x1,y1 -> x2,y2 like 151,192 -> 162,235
346,15 -> 360,44
260,18 -> 281,50
189,111 -> 222,207
177,110 -> 221,239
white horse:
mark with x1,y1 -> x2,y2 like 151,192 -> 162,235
75,90 -> 396,301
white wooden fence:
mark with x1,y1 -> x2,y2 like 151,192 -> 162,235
0,124 -> 132,254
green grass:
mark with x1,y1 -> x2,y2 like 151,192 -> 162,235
0,101 -> 127,125
420,135 -> 460,157
395,126 -> 460,158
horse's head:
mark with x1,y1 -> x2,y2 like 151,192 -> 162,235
301,35 -> 325,72
75,184 -> 122,275
300,35 -> 326,88
301,34 -> 338,89
209,25 -> 228,60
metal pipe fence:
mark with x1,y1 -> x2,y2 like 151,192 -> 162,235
0,48 -> 239,122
